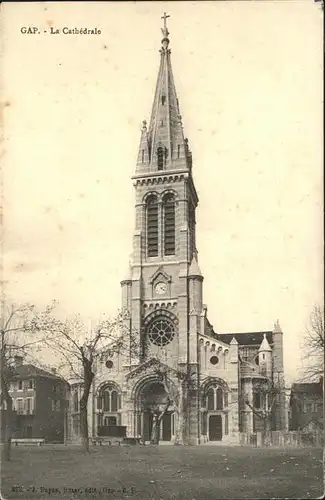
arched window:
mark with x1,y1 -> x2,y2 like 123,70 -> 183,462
157,147 -> 164,170
147,195 -> 158,257
103,391 -> 110,411
98,385 -> 121,414
111,391 -> 118,412
163,194 -> 175,256
207,388 -> 214,411
216,388 -> 223,410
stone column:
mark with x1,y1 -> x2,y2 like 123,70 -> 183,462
242,378 -> 253,434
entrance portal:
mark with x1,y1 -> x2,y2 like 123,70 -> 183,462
209,415 -> 222,441
143,411 -> 172,441
140,381 -> 172,442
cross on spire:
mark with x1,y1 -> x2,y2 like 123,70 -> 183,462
161,12 -> 170,30
161,12 -> 170,40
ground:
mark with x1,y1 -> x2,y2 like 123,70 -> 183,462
1,445 -> 323,500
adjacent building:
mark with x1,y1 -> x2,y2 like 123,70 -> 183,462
68,16 -> 287,444
289,378 -> 323,432
7,356 -> 69,443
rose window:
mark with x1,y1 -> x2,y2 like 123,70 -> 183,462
147,318 -> 175,346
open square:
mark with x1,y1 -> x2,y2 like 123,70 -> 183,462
1,445 -> 323,500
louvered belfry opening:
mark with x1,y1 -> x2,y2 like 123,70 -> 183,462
157,147 -> 164,170
163,193 -> 176,256
147,195 -> 159,257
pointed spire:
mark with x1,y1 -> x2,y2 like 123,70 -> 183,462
259,333 -> 272,352
188,252 -> 203,279
135,14 -> 192,174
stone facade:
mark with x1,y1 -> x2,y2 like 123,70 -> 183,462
68,18 -> 287,445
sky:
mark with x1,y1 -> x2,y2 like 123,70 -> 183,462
1,1 -> 323,384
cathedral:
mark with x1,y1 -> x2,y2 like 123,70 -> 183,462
69,16 -> 287,445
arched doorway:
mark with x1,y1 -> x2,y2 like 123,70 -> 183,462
138,380 -> 173,443
209,415 -> 222,441
142,381 -> 172,442
200,378 -> 229,443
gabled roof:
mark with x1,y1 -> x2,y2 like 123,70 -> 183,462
216,331 -> 273,347
10,364 -> 67,383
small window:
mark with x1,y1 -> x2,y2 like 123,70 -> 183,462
105,360 -> 113,369
141,149 -> 145,163
262,354 -> 265,360
157,147 -> 164,170
207,388 -> 214,411
18,381 -> 23,390
254,393 -> 261,409
25,398 -> 33,414
17,398 -> 24,413
161,95 -> 166,105
216,388 -> 223,410
28,380 -> 34,390
210,356 -> 219,366
177,144 -> 180,159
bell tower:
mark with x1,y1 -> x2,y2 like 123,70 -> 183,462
121,14 -> 202,369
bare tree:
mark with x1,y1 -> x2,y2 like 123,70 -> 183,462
244,379 -> 280,446
146,366 -> 195,445
0,301 -> 57,461
44,311 -> 131,452
301,304 -> 324,381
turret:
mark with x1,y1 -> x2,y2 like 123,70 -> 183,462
230,336 -> 239,364
258,333 -> 272,378
272,319 -> 284,384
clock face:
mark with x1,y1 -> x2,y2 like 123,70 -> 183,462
155,282 -> 167,295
